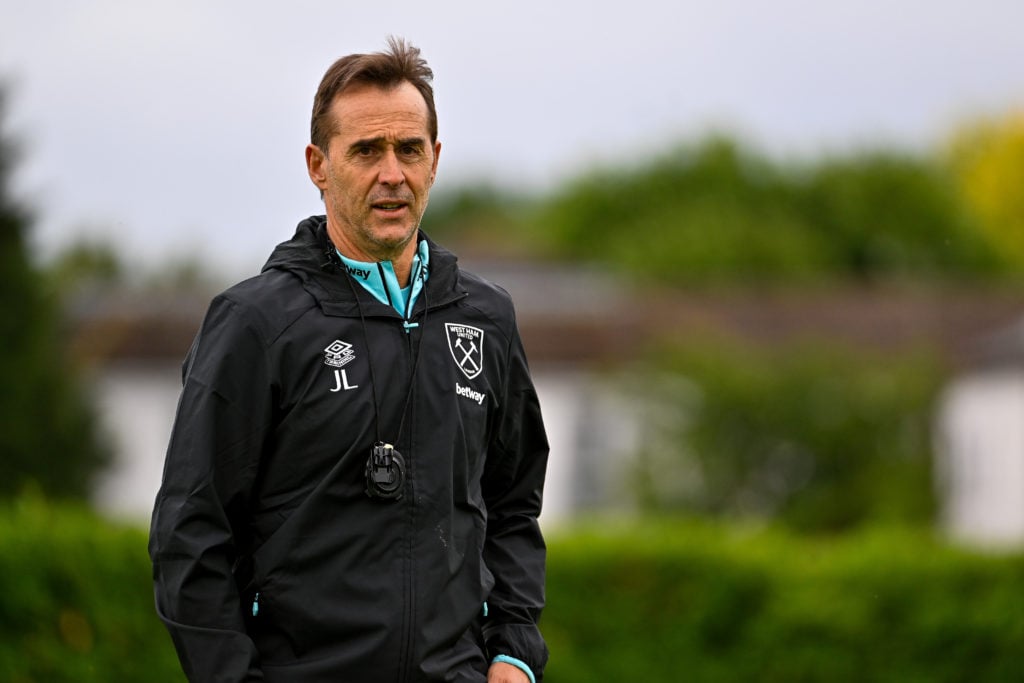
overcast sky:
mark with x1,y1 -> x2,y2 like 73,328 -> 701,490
2,0 -> 1023,277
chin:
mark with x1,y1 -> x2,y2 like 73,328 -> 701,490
369,227 -> 417,251
379,223 -> 418,241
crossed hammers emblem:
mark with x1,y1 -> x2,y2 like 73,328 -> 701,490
454,337 -> 480,374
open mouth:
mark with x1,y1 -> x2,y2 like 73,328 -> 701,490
372,200 -> 409,212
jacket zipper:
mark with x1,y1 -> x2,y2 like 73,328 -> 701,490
397,311 -> 418,682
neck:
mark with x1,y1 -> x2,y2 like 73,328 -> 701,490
388,252 -> 415,287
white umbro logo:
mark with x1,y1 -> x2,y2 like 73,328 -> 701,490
324,340 -> 356,368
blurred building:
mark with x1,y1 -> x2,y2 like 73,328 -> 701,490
71,270 -> 1024,545
935,318 -> 1024,549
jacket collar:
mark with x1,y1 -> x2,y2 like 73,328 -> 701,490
261,215 -> 466,318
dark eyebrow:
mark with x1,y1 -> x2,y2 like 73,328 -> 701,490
396,137 -> 427,149
347,136 -> 426,152
348,136 -> 386,152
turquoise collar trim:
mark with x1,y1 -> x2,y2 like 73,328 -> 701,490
337,240 -> 430,323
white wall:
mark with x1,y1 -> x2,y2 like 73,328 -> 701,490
91,362 -> 181,521
935,370 -> 1024,548
531,372 -> 582,527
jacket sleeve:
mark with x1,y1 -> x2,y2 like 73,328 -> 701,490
481,322 -> 550,680
148,295 -> 273,682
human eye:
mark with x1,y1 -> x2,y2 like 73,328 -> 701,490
398,141 -> 424,157
348,141 -> 379,159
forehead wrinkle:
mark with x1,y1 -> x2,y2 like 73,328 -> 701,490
336,114 -> 427,148
331,87 -> 431,144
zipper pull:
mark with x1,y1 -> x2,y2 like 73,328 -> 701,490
252,592 -> 260,617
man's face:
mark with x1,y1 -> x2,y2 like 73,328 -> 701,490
306,81 -> 441,262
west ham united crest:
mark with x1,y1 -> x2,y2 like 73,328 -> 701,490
445,323 -> 484,379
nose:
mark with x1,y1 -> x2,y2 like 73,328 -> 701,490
378,150 -> 405,186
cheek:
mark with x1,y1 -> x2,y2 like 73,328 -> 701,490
415,168 -> 436,193
329,169 -> 368,198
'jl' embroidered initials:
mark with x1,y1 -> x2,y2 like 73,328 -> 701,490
330,369 -> 358,392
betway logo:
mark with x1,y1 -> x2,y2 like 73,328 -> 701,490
456,382 -> 486,405
346,265 -> 372,281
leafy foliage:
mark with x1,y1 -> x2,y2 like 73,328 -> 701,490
545,521 -> 1024,683
45,240 -> 125,293
3,502 -> 1023,683
631,339 -> 942,532
420,183 -> 537,256
946,110 -> 1024,266
0,90 -> 111,499
0,497 -> 181,682
529,138 -> 833,283
426,135 -> 1007,284
802,151 -> 1000,278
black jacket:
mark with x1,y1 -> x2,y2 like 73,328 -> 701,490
149,216 -> 549,682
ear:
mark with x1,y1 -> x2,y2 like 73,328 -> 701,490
429,140 -> 441,185
306,144 -> 329,192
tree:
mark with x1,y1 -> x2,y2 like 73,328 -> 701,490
632,340 -> 941,533
946,110 -> 1024,267
530,136 -> 1002,285
533,137 -> 829,284
0,88 -> 111,499
801,150 -> 1001,279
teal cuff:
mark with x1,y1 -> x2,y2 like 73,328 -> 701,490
492,655 -> 536,683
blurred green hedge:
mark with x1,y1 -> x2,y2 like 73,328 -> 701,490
3,500 -> 1023,682
544,521 -> 1024,683
0,497 -> 181,683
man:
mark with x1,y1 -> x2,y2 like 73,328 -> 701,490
149,37 -> 549,683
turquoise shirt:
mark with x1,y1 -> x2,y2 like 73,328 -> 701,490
336,240 -> 430,327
